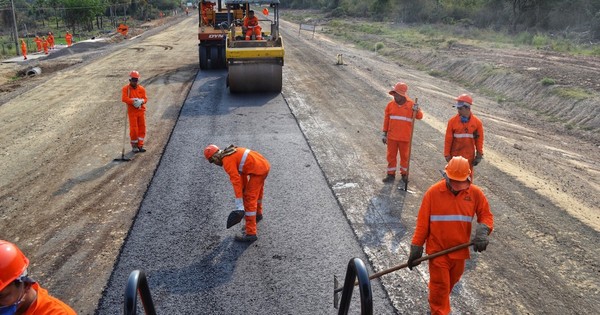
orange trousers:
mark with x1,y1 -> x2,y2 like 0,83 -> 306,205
127,110 -> 146,147
386,140 -> 410,175
245,26 -> 262,40
242,173 -> 267,236
428,255 -> 466,315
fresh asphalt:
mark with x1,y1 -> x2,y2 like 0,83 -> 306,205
95,69 -> 397,314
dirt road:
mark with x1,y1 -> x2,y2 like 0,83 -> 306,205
0,10 -> 598,314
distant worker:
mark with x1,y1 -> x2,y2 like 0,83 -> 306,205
34,36 -> 42,52
204,144 -> 270,242
20,39 -> 27,60
121,71 -> 148,153
47,32 -> 55,49
185,7 -> 189,16
42,36 -> 49,55
407,156 -> 494,315
0,240 -> 77,314
65,31 -> 73,47
381,82 -> 423,183
243,10 -> 262,40
444,94 -> 484,180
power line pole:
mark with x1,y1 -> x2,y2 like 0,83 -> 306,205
11,0 -> 20,56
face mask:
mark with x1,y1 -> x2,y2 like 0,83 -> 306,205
0,304 -> 17,315
460,115 -> 470,123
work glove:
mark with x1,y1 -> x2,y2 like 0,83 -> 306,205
444,155 -> 452,162
407,245 -> 423,270
473,152 -> 483,166
132,98 -> 143,108
412,103 -> 419,111
473,224 -> 490,252
381,132 -> 387,145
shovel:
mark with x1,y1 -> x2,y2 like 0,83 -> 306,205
333,241 -> 473,308
114,108 -> 131,162
400,97 -> 418,191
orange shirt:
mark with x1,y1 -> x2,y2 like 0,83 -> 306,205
444,114 -> 484,161
222,147 -> 270,198
411,180 -> 494,259
121,84 -> 148,111
23,283 -> 76,315
244,16 -> 259,28
382,97 -> 423,142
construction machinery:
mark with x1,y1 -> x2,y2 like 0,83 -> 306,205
224,0 -> 284,93
198,1 -> 236,69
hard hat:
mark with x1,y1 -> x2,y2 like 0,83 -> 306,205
455,94 -> 473,105
204,144 -> 220,161
389,82 -> 408,96
129,70 -> 140,79
445,156 -> 471,181
0,240 -> 29,291
262,8 -> 269,15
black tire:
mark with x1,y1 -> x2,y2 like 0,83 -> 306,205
199,44 -> 208,70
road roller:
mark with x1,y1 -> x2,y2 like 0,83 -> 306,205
224,0 -> 284,93
198,0 -> 242,69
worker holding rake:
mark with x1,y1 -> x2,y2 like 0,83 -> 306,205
121,70 -> 148,153
407,156 -> 494,315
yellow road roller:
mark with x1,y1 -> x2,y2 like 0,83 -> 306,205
224,0 -> 284,93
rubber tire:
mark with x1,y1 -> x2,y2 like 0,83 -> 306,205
199,45 -> 208,70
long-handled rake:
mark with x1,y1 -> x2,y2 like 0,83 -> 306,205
114,108 -> 131,162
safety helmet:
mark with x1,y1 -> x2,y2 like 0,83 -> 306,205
455,94 -> 473,105
262,8 -> 269,15
445,156 -> 471,181
389,82 -> 408,96
204,144 -> 220,161
0,240 -> 29,291
129,70 -> 140,79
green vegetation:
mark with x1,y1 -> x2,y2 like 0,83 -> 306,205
552,87 -> 593,101
540,78 -> 556,86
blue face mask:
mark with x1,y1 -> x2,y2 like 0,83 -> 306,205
460,115 -> 470,123
0,303 -> 18,315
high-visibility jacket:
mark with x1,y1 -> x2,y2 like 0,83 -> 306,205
222,147 -> 270,199
244,16 -> 260,28
121,84 -> 148,112
444,113 -> 484,161
411,180 -> 494,259
23,283 -> 77,315
382,98 -> 423,142
35,37 -> 42,51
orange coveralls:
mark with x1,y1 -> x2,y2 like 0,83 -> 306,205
382,97 -> 423,176
34,36 -> 42,52
444,114 -> 484,179
121,84 -> 148,148
222,148 -> 270,236
20,40 -> 27,60
412,180 -> 494,315
47,34 -> 55,49
23,283 -> 77,314
65,33 -> 72,47
201,2 -> 215,25
42,37 -> 49,55
244,16 -> 262,40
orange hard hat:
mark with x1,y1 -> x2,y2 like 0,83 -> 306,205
204,144 -> 220,161
389,82 -> 408,96
262,8 -> 269,15
129,70 -> 140,79
0,240 -> 29,291
455,94 -> 473,105
445,156 -> 471,181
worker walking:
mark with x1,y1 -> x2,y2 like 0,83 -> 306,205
20,39 -> 27,60
444,94 -> 484,180
0,240 -> 77,314
34,36 -> 42,52
47,32 -> 55,49
243,10 -> 262,40
204,144 -> 270,242
121,70 -> 148,153
407,156 -> 494,315
65,31 -> 73,47
381,82 -> 423,183
42,36 -> 49,55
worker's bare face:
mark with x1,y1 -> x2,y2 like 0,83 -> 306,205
0,282 -> 26,308
393,93 -> 406,105
129,78 -> 138,87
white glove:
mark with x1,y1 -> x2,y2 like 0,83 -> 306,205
132,98 -> 143,108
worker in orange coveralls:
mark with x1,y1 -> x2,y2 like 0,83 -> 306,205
20,39 -> 27,60
204,144 -> 270,242
381,82 -> 423,183
0,240 -> 76,315
200,1 -> 215,25
243,10 -> 262,40
65,31 -> 73,47
42,37 -> 49,55
121,70 -> 148,153
444,94 -> 484,180
34,36 -> 42,52
47,32 -> 55,49
407,156 -> 494,315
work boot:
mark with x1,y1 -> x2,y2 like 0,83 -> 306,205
131,145 -> 139,153
382,174 -> 395,183
257,213 -> 263,222
234,232 -> 257,242
137,146 -> 146,153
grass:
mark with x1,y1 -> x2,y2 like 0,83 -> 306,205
551,87 -> 593,100
540,77 -> 556,86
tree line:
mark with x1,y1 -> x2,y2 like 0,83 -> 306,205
281,0 -> 600,41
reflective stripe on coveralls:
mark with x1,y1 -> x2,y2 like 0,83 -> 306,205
389,115 -> 413,122
239,149 -> 251,173
430,215 -> 473,222
444,114 -> 484,179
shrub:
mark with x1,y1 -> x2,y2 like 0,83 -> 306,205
540,77 -> 556,86
374,42 -> 385,51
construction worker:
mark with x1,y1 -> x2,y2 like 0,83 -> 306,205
0,240 -> 76,314
243,10 -> 262,40
121,70 -> 148,153
381,82 -> 423,183
42,37 -> 49,55
407,156 -> 494,315
34,36 -> 42,52
65,31 -> 72,47
47,32 -> 55,49
200,1 -> 215,25
204,144 -> 270,242
444,94 -> 484,180
20,39 -> 27,60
